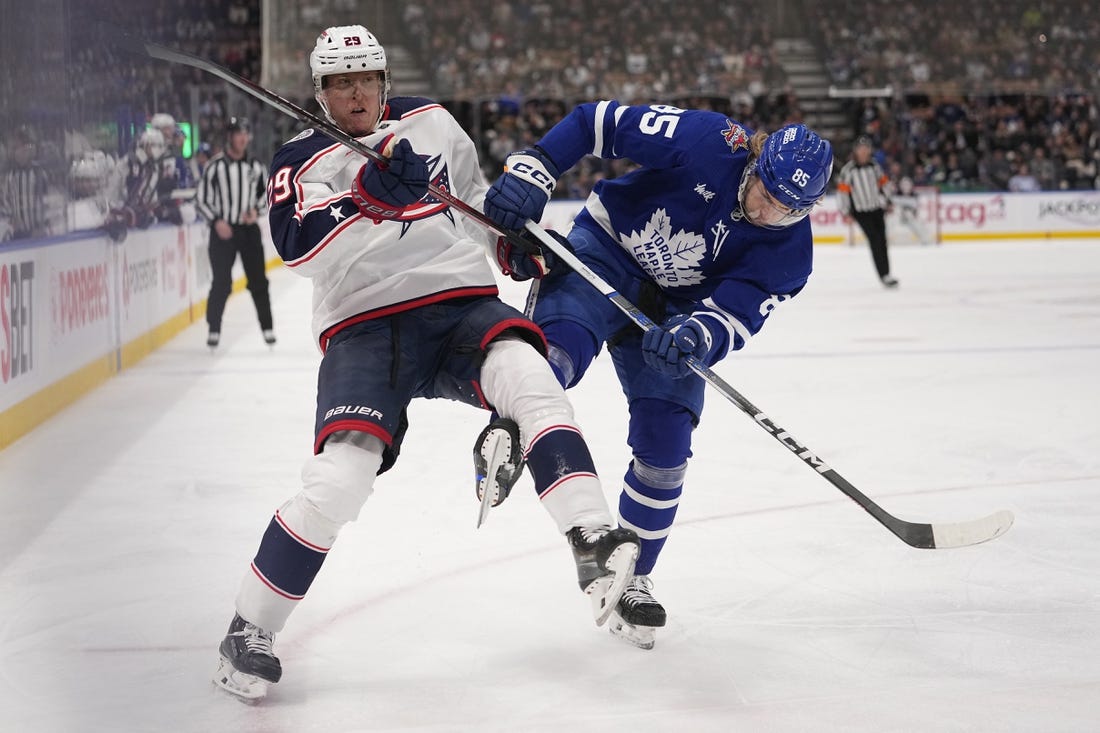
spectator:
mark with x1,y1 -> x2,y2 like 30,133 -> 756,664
1008,162 -> 1041,192
70,150 -> 129,241
114,127 -> 170,229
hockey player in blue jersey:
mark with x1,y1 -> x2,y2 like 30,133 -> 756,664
477,101 -> 833,649
212,26 -> 640,701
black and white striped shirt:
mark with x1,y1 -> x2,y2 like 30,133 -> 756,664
837,160 -> 889,215
195,153 -> 267,225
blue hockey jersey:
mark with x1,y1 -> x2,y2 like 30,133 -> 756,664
537,101 -> 814,360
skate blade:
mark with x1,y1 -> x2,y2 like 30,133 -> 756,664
213,656 -> 269,703
608,612 -> 657,650
475,436 -> 510,528
584,542 -> 640,627
475,424 -> 521,528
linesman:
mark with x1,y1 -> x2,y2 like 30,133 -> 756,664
195,117 -> 275,347
837,136 -> 898,288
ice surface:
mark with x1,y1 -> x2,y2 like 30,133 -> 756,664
1,241 -> 1098,732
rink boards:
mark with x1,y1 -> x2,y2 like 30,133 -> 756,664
0,221 -> 279,449
2,190 -> 1098,450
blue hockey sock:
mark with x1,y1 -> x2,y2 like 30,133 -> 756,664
617,459 -> 685,575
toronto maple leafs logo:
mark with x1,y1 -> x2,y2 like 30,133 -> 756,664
620,209 -> 707,287
722,120 -> 748,152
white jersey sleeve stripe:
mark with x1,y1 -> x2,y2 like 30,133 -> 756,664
701,297 -> 753,349
592,100 -> 611,157
611,104 -> 627,156
296,192 -> 354,221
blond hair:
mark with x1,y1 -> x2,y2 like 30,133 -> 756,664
748,130 -> 768,160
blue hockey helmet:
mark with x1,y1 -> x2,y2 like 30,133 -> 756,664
741,124 -> 833,229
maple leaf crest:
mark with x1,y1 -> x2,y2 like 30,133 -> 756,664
619,208 -> 707,287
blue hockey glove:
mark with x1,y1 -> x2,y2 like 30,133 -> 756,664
495,229 -> 568,281
483,148 -> 560,230
642,314 -> 714,379
351,136 -> 430,220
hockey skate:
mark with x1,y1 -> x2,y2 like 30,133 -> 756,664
213,613 -> 282,702
608,575 -> 667,650
567,526 -> 640,626
473,417 -> 524,527
207,331 -> 220,350
262,329 -> 277,347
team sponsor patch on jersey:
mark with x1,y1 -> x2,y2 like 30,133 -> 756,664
722,120 -> 748,152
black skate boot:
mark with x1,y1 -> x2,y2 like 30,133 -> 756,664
609,575 -> 667,650
566,526 -> 640,626
213,613 -> 282,701
473,417 -> 525,527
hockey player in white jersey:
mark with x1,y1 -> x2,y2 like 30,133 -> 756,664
212,25 -> 640,701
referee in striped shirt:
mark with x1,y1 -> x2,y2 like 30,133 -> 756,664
195,117 -> 275,348
0,127 -> 50,241
837,136 -> 898,288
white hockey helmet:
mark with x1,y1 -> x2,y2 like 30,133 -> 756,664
310,25 -> 390,125
138,127 -> 166,159
71,150 -> 110,180
150,113 -> 176,130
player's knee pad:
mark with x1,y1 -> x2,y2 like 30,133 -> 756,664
620,457 -> 686,531
482,337 -> 576,437
540,320 -> 600,388
631,457 -> 688,491
298,430 -> 384,530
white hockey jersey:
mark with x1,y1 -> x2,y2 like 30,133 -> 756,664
267,97 -> 497,349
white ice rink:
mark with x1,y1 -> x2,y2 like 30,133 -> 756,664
1,240 -> 1098,732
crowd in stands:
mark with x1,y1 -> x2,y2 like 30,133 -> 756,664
3,0 -> 1099,245
401,1 -> 788,103
400,0 -> 804,195
807,0 -> 1099,192
856,92 -> 1098,192
808,0 -> 1099,95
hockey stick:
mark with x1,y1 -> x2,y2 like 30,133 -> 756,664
114,30 -> 1013,549
519,221 -> 1013,549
